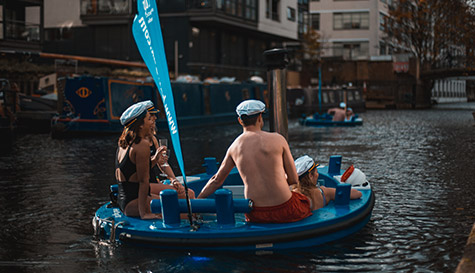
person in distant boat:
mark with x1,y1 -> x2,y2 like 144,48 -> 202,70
292,155 -> 362,210
116,100 -> 193,219
197,99 -> 312,223
327,102 -> 347,121
345,107 -> 355,121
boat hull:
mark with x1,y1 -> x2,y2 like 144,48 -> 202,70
93,156 -> 375,251
299,113 -> 363,127
95,191 -> 374,251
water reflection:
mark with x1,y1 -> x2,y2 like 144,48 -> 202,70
0,105 -> 474,272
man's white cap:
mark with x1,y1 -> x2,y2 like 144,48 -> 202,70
120,100 -> 158,127
339,102 -> 346,108
236,99 -> 266,117
295,155 -> 319,178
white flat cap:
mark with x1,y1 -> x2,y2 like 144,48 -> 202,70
236,99 -> 265,117
295,155 -> 319,178
339,102 -> 346,108
120,100 -> 158,127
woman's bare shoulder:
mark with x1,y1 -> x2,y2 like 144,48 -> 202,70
132,139 -> 151,153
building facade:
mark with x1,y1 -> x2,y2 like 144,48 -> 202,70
37,0 -> 308,81
309,0 -> 392,60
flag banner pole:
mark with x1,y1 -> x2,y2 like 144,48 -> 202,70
132,0 -> 195,228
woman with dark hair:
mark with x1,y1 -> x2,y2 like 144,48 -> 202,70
116,100 -> 194,219
116,100 -> 164,219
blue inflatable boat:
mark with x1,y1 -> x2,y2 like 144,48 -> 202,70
299,113 -> 363,127
93,155 -> 374,251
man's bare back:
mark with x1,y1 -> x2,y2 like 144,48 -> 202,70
328,107 -> 346,121
197,100 -> 298,207
197,99 -> 312,223
227,130 -> 295,206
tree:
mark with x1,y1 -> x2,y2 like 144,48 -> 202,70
300,28 -> 322,66
384,0 -> 474,70
298,27 -> 323,84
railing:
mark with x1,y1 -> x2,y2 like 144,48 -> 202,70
80,0 -> 133,15
2,19 -> 40,42
188,0 -> 258,22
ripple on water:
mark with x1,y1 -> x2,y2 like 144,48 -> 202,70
1,108 -> 475,272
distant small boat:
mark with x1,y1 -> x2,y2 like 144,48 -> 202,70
300,113 -> 363,127
93,155 -> 374,251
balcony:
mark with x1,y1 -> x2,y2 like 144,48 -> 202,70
185,0 -> 258,30
3,19 -> 40,42
0,1 -> 43,52
80,0 -> 135,25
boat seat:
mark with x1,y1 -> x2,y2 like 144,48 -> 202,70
151,189 -> 253,227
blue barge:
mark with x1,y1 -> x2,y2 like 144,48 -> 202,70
93,155 -> 374,251
51,76 -> 267,137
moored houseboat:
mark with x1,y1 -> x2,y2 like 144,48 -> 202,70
50,75 -> 267,137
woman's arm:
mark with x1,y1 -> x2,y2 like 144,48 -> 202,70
197,149 -> 235,198
134,141 -> 157,219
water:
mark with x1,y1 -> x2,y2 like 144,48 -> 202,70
1,103 -> 474,272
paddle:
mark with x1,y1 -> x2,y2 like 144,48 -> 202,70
132,0 -> 196,229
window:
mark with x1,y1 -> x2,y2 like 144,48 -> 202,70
81,0 -> 131,15
311,13 -> 320,30
333,12 -> 369,30
379,41 -> 386,55
245,0 -> 257,20
266,0 -> 280,21
287,7 -> 296,21
379,12 -> 386,31
333,42 -> 369,59
0,5 -> 3,39
237,0 -> 243,17
298,10 -> 308,35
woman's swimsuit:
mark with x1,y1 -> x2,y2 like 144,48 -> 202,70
318,187 -> 327,206
116,146 -> 150,212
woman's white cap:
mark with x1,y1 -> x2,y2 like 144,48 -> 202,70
295,155 -> 319,178
236,99 -> 266,117
120,100 -> 158,127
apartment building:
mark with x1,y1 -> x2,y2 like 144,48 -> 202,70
31,0 -> 308,81
309,0 -> 392,60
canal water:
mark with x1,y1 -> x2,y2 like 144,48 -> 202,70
1,103 -> 474,272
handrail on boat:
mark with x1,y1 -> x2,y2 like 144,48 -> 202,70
151,189 -> 253,227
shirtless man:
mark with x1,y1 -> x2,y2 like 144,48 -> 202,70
197,100 -> 312,223
327,102 -> 346,121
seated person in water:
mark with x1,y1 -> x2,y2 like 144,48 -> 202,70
115,100 -> 194,219
292,155 -> 362,210
327,102 -> 347,122
345,107 -> 355,121
197,99 -> 312,223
